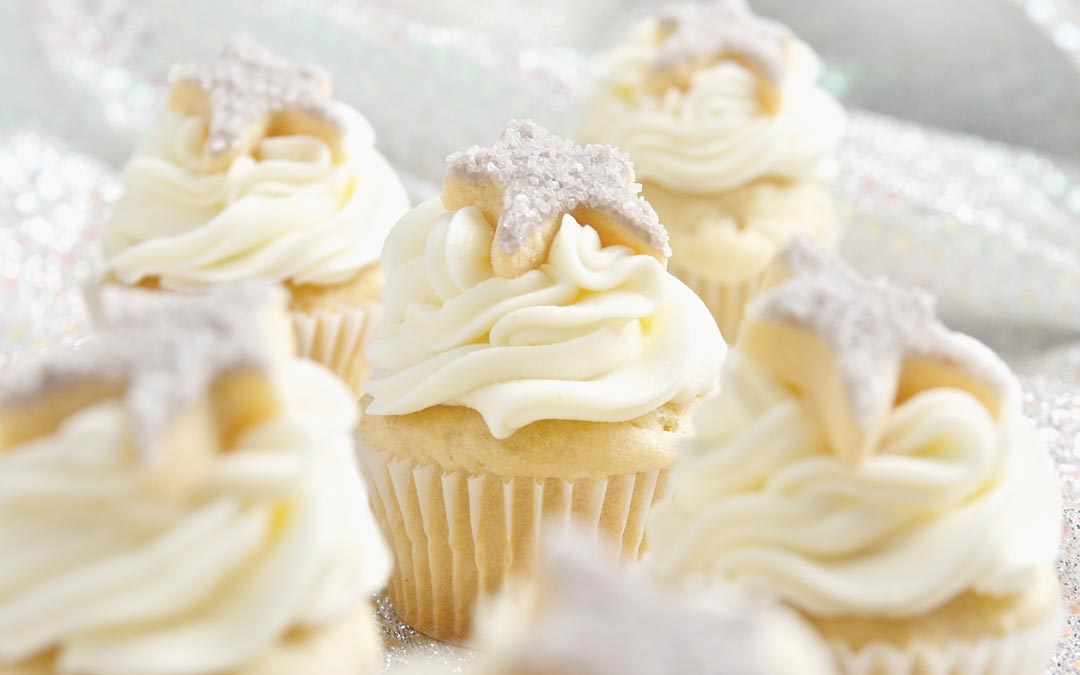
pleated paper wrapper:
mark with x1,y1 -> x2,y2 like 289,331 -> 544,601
291,302 -> 383,397
828,602 -> 1064,675
359,446 -> 670,643
667,261 -> 764,343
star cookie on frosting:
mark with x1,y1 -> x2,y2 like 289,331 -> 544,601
444,119 -> 669,278
649,1 -> 793,114
168,35 -> 346,170
739,238 -> 1014,463
0,284 -> 290,496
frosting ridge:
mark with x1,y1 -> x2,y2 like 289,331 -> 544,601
582,20 -> 845,193
649,352 -> 1062,618
364,198 -> 724,438
0,358 -> 390,674
105,107 -> 408,291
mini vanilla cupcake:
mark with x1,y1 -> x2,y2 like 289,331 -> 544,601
0,285 -> 391,675
358,119 -> 725,642
472,532 -> 838,675
649,240 -> 1064,675
581,1 -> 846,340
104,36 -> 409,396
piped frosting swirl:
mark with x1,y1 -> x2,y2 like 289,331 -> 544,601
0,286 -> 391,675
581,5 -> 845,193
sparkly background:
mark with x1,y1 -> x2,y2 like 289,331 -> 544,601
1,1 -> 1079,673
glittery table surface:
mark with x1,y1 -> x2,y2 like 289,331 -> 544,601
2,1 -> 1080,673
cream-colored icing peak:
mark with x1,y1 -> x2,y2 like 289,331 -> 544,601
0,359 -> 390,674
364,198 -> 724,437
649,352 -> 1062,618
582,20 -> 845,194
105,106 -> 408,291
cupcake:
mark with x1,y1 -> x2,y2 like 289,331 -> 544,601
0,284 -> 391,675
648,239 -> 1064,674
103,36 -> 410,396
473,532 -> 838,675
581,1 -> 846,340
358,119 -> 725,641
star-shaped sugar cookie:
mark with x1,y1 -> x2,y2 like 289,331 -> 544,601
444,119 -> 669,278
0,284 -> 288,493
650,1 -> 794,114
168,35 -> 346,169
740,238 -> 1014,462
490,533 -> 797,675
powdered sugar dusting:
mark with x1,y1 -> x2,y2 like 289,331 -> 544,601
446,119 -> 669,257
1,284 -> 285,459
653,1 -> 793,85
170,35 -> 345,157
748,238 -> 1015,423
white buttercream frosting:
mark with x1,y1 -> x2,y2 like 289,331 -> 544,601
0,359 -> 390,675
649,352 -> 1062,618
581,20 -> 846,194
364,198 -> 725,438
105,106 -> 409,291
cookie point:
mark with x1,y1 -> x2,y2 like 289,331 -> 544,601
166,35 -> 346,168
646,2 -> 794,115
741,240 -> 1013,462
443,119 -> 669,276
1,283 -> 289,468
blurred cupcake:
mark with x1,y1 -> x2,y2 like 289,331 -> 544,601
104,36 -> 410,396
581,1 -> 846,340
649,240 -> 1064,674
472,532 -> 838,675
358,119 -> 725,642
0,284 -> 391,675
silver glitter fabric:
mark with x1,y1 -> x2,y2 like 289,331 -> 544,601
170,35 -> 344,159
447,119 -> 668,259
6,2 -> 1080,673
837,112 -> 1080,334
33,0 -> 166,148
1019,357 -> 1080,675
1013,0 -> 1080,70
653,1 -> 793,84
375,594 -> 474,672
0,131 -> 116,377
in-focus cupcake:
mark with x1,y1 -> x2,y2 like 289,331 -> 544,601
0,284 -> 391,675
358,119 -> 725,641
472,532 -> 838,675
104,36 -> 410,396
581,1 -> 846,340
649,239 -> 1063,674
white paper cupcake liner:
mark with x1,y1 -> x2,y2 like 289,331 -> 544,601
291,302 -> 383,397
668,263 -> 764,342
828,601 -> 1064,675
358,446 -> 669,643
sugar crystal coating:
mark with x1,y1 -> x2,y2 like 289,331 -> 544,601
748,238 -> 1015,423
653,1 -> 793,86
500,536 -> 779,675
1,284 -> 286,458
169,35 -> 345,157
446,119 -> 670,258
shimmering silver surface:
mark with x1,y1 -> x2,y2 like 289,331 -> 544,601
0,131 -> 114,374
3,1 -> 1080,673
1018,0 -> 1080,62
837,112 -> 1080,335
